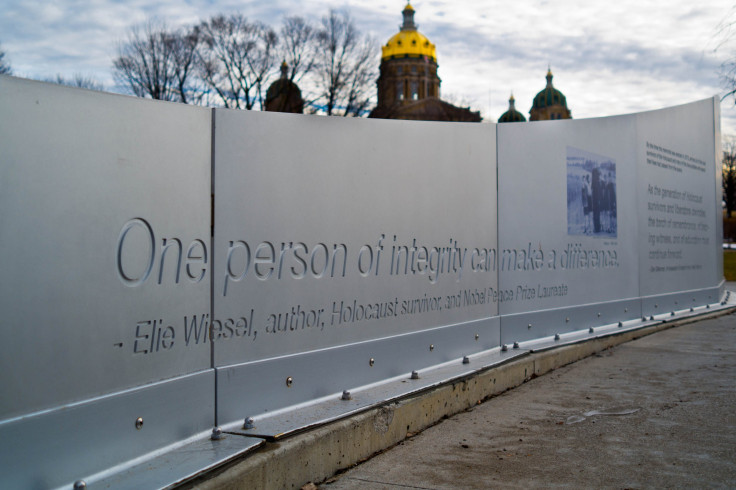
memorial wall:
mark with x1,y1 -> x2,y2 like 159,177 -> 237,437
0,76 -> 723,487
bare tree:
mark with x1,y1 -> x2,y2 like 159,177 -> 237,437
49,74 -> 104,91
724,138 -> 736,219
278,16 -> 317,84
0,43 -> 11,75
313,9 -> 378,116
195,14 -> 278,110
113,21 -> 199,103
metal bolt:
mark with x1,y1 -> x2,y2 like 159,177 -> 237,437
554,334 -> 560,341
73,481 -> 87,490
286,376 -> 293,387
642,316 -> 647,321
475,333 -> 479,341
625,308 -> 628,313
429,344 -> 434,351
462,356 -> 470,364
707,304 -> 711,309
589,327 -> 595,333
527,323 -> 532,329
650,315 -> 655,320
671,311 -> 675,316
501,344 -> 508,352
655,304 -> 658,308
690,307 -> 694,312
211,427 -> 223,440
565,317 -> 570,323
597,312 -> 601,317
513,342 -> 520,349
243,417 -> 255,430
618,322 -> 623,327
369,358 -> 375,367
410,370 -> 420,380
135,417 -> 144,430
341,390 -> 352,401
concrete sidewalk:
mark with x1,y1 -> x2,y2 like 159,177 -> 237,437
322,312 -> 736,489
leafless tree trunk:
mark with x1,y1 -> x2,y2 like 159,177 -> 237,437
314,9 -> 378,116
278,16 -> 317,84
194,14 -> 278,110
113,21 -> 199,103
0,43 -> 11,75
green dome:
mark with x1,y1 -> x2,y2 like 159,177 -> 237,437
498,94 -> 526,123
531,69 -> 568,110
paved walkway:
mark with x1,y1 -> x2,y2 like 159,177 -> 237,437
322,310 -> 736,489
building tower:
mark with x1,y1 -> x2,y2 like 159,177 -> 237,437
529,68 -> 571,121
498,94 -> 526,123
264,61 -> 304,114
369,3 -> 480,122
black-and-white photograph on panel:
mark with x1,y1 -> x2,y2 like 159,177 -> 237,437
567,146 -> 617,238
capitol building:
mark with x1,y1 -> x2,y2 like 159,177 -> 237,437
267,3 -> 573,123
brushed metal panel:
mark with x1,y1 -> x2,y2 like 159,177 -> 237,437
641,286 -> 722,318
0,370 -> 214,489
497,115 -> 640,331
636,99 -> 720,296
499,298 -> 642,345
212,111 -> 499,367
0,77 -> 212,419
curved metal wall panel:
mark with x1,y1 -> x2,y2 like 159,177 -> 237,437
211,111 -> 500,424
497,114 -> 643,344
0,76 -> 213,487
634,99 -> 722,316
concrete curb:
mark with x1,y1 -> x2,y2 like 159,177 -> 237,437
180,307 -> 734,490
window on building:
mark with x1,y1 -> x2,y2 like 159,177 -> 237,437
396,81 -> 404,101
397,66 -> 403,75
411,65 -> 417,74
411,81 -> 419,100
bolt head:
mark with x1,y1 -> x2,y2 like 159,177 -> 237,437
501,344 -> 508,352
462,356 -> 470,364
554,334 -> 560,341
618,322 -> 623,327
286,376 -> 293,387
369,358 -> 375,367
513,342 -> 519,349
429,344 -> 434,351
135,417 -> 144,430
341,390 -> 352,400
73,481 -> 87,490
589,327 -> 595,333
211,427 -> 223,440
243,417 -> 255,429
475,333 -> 479,341
410,370 -> 420,380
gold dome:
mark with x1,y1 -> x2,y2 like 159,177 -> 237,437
381,3 -> 437,62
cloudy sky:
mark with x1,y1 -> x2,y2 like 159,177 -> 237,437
2,0 -> 736,136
